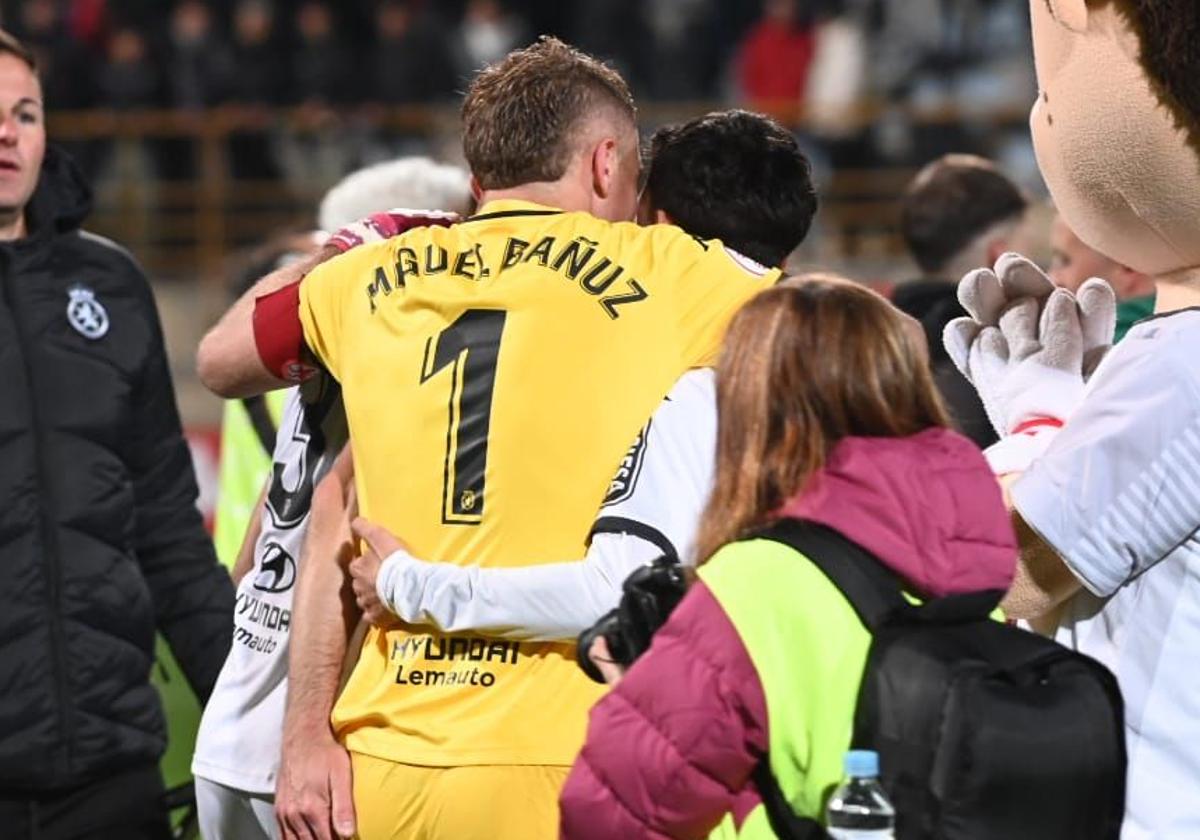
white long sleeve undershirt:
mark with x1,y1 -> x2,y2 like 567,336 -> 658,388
375,532 -> 665,642
376,369 -> 717,643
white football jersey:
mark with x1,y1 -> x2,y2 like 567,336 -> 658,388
373,369 -> 717,641
193,379 -> 346,794
590,368 -> 716,565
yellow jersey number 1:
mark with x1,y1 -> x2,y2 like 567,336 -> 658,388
419,309 -> 507,525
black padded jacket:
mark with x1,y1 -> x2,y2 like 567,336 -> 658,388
891,278 -> 998,449
0,147 -> 234,792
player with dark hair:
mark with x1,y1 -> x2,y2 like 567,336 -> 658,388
640,109 -> 817,269
196,41 -> 780,840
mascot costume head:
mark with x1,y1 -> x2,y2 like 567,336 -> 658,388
1029,0 -> 1200,280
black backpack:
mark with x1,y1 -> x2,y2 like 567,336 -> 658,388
749,519 -> 1127,840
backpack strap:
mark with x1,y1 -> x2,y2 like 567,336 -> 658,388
754,519 -> 1002,629
241,394 -> 278,456
752,759 -> 830,840
744,519 -> 904,838
747,519 -> 1006,838
754,518 -> 909,632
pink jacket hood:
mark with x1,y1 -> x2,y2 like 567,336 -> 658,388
778,427 -> 1016,598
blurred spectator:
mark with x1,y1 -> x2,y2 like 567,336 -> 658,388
734,0 -> 815,114
162,0 -> 234,180
641,0 -> 717,99
168,0 -> 232,110
372,1 -> 458,104
225,0 -> 284,183
16,0 -> 93,109
66,0 -> 110,51
454,0 -> 526,77
1049,213 -> 1155,341
230,0 -> 283,107
280,2 -> 355,194
863,0 -> 1035,164
97,25 -> 160,110
569,0 -> 643,92
291,1 -> 348,106
893,154 -> 1034,447
900,155 -> 1033,281
17,0 -> 103,176
317,156 -> 473,230
802,1 -> 868,142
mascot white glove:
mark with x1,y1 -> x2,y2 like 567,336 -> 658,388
943,253 -> 1115,475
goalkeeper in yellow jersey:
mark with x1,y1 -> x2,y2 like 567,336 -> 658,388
197,38 -> 779,840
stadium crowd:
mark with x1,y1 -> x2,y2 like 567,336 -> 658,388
4,0 -> 1031,108
4,0 -> 1038,187
2,1 -> 1200,839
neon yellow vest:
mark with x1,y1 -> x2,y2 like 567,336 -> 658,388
699,537 -> 872,838
212,391 -> 287,568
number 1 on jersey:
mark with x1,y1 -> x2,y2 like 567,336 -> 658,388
420,309 -> 507,524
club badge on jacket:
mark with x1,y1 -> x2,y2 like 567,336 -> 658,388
66,285 -> 109,340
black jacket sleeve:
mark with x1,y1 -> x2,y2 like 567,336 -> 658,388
127,277 -> 234,703
933,361 -> 999,450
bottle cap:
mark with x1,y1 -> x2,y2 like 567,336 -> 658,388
845,750 -> 880,778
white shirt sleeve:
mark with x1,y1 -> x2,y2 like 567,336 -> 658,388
372,370 -> 719,642
375,532 -> 663,642
1012,317 -> 1200,597
589,369 -> 717,564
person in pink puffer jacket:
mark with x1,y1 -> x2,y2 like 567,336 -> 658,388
560,276 -> 1017,839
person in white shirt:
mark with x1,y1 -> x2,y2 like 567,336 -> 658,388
191,158 -> 471,840
348,109 -> 820,644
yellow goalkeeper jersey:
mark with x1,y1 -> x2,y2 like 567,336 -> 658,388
298,199 -> 778,767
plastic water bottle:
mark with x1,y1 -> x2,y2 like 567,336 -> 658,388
826,750 -> 896,839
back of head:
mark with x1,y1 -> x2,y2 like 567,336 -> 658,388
461,36 -> 636,191
642,110 -> 818,268
900,154 -> 1028,276
1030,0 -> 1200,276
317,157 -> 472,231
694,276 -> 949,562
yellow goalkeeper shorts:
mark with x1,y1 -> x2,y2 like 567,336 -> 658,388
350,752 -> 569,840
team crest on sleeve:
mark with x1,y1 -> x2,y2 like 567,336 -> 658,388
66,284 -> 109,340
602,419 -> 652,507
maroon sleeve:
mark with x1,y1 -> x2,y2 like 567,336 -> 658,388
560,582 -> 769,840
252,280 -> 318,383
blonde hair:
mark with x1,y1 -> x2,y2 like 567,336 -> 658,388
461,36 -> 635,190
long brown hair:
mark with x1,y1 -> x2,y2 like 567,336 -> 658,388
692,275 -> 951,565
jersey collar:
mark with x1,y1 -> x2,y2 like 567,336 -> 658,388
467,198 -> 564,223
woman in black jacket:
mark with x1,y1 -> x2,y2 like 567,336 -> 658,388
0,30 -> 234,840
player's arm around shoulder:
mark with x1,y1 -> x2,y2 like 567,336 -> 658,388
198,235 -> 391,398
293,240 -> 399,382
198,247 -> 330,398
